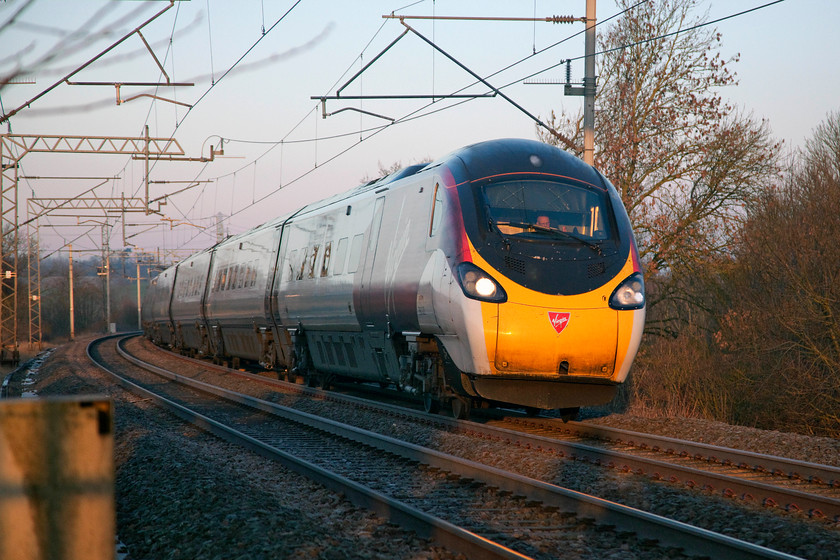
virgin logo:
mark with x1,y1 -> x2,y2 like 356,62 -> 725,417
548,312 -> 571,334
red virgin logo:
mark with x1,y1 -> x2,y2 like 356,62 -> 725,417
548,312 -> 570,334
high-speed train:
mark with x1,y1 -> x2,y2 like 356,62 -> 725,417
142,138 -> 645,419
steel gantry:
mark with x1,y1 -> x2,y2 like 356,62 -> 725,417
0,132 -> 185,356
25,194 -> 162,350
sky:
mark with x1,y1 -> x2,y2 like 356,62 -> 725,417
0,0 -> 837,261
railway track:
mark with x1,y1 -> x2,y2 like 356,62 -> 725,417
125,334 -> 840,526
91,334 -> 804,559
495,417 -> 840,521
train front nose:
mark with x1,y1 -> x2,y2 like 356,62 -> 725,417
494,301 -> 618,379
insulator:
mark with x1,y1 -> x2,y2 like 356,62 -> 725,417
549,15 -> 579,24
566,59 -> 572,85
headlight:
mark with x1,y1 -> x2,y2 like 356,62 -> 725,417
456,262 -> 507,303
609,272 -> 645,310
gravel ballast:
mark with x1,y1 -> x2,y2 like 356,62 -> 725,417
12,338 -> 459,560
9,337 -> 840,559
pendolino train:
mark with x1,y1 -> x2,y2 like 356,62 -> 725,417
142,138 -> 645,419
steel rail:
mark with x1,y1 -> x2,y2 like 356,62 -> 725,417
553,419 -> 840,486
502,417 -> 840,519
89,335 -> 528,560
128,336 -> 840,522
108,335 -> 803,560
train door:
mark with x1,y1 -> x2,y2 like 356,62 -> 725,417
424,180 -> 445,252
357,196 -> 385,323
265,223 -> 292,369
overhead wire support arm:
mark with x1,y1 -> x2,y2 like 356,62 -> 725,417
0,0 -> 176,124
336,28 -> 410,98
313,27 -> 495,121
397,20 -> 575,149
320,105 -> 396,123
129,140 -> 225,162
64,82 -> 195,108
382,14 -> 584,24
63,22 -> 195,109
148,179 -> 213,208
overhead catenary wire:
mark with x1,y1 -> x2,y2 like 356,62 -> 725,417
175,0 -> 788,250
24,0 -> 785,255
206,0 -> 215,85
112,0 -> 306,247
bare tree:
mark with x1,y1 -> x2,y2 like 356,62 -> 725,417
718,110 -> 840,436
541,0 -> 781,336
359,157 -> 432,183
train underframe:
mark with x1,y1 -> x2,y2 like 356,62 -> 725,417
288,327 -> 595,421
146,321 -> 597,421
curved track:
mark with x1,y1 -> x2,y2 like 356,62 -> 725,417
91,334 -> 804,560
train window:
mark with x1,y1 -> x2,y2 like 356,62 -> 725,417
309,245 -> 319,279
321,242 -> 332,277
297,248 -> 308,281
228,266 -> 237,290
236,265 -> 246,289
333,237 -> 349,275
287,250 -> 298,282
482,179 -> 612,241
429,182 -> 444,236
249,261 -> 258,287
347,234 -> 364,274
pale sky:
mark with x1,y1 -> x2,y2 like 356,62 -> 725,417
1,0 -> 837,258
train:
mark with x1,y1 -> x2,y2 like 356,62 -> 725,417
142,138 -> 645,419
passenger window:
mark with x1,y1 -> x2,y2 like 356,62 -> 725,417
429,182 -> 444,236
297,248 -> 307,281
333,237 -> 348,275
249,261 -> 258,287
220,267 -> 229,291
287,250 -> 298,282
237,265 -> 246,289
309,245 -> 319,279
347,234 -> 365,274
229,265 -> 238,290
321,242 -> 332,277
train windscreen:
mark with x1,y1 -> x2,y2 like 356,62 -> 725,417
482,179 -> 613,242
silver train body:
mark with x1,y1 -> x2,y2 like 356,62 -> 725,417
142,139 -> 646,416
